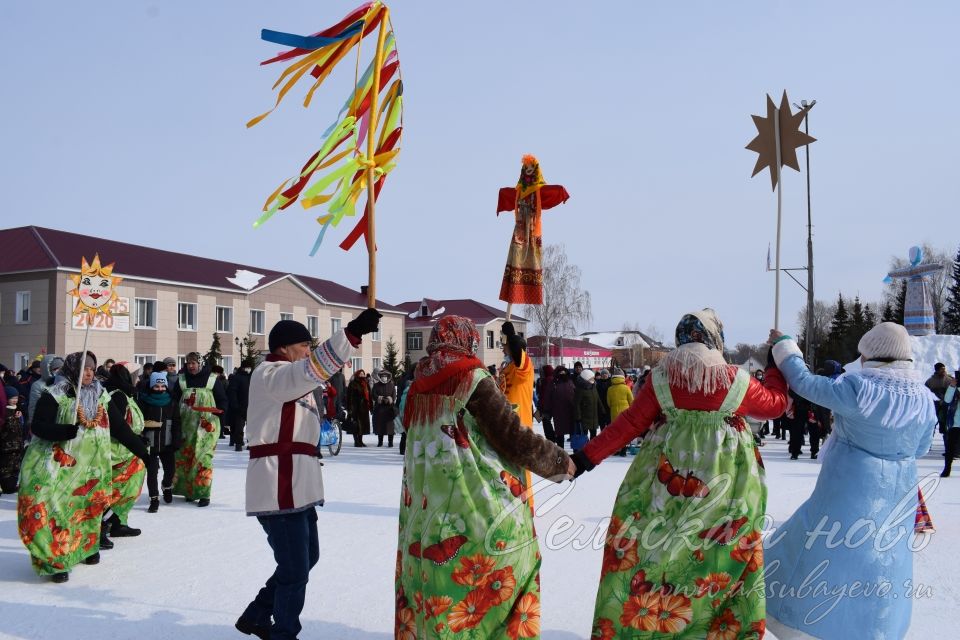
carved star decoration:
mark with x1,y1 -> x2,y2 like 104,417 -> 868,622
746,91 -> 816,190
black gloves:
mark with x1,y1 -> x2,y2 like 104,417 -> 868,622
346,308 -> 383,338
31,422 -> 79,442
501,321 -> 517,338
571,450 -> 595,478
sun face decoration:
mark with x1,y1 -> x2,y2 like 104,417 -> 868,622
67,254 -> 122,319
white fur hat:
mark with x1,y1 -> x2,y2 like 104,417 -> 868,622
858,322 -> 912,362
580,369 -> 595,383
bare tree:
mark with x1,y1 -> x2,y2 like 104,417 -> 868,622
795,299 -> 834,352
882,243 -> 954,332
524,244 -> 592,365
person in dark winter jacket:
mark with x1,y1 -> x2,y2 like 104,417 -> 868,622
551,366 -> 576,448
787,389 -> 810,460
574,369 -> 601,439
27,355 -> 64,434
595,368 -> 612,431
371,370 -> 397,447
227,359 -> 253,452
137,363 -> 182,513
535,365 -> 556,444
1,385 -> 24,494
347,370 -> 372,447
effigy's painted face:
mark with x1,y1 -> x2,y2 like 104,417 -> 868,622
79,272 -> 114,310
67,254 -> 122,318
523,163 -> 536,178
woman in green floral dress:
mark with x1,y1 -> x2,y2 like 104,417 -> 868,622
103,363 -> 147,536
395,316 -> 574,640
18,352 -> 148,583
572,310 -> 787,639
172,352 -> 225,506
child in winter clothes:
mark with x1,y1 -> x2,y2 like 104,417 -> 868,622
0,385 -> 24,494
137,365 -> 182,512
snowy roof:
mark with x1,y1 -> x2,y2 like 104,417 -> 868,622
578,330 -> 660,350
396,298 -> 527,328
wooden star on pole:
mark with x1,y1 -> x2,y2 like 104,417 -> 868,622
746,91 -> 816,190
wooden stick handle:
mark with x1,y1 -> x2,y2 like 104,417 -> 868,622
365,7 -> 390,308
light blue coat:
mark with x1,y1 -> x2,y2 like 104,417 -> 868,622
766,339 -> 936,640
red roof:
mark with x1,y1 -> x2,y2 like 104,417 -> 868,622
0,226 -> 401,311
396,298 -> 528,328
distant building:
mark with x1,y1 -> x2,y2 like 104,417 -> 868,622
395,298 -> 528,369
738,356 -> 765,375
579,330 -> 671,368
526,336 -> 613,370
0,226 -> 406,374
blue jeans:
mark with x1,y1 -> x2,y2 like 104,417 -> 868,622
242,508 -> 319,640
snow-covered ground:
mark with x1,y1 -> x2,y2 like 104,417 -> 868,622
0,432 -> 956,639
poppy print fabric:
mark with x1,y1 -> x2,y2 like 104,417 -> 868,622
172,376 -> 219,500
590,369 -> 767,639
107,392 -> 146,525
396,368 -> 543,639
17,389 -> 113,575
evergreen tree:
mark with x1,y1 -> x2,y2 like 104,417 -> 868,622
401,354 -> 414,377
881,300 -> 896,323
204,332 -> 222,368
823,294 -> 851,362
942,245 -> 960,334
383,336 -> 401,379
846,297 -> 869,359
863,303 -> 877,328
238,332 -> 261,367
895,281 -> 907,324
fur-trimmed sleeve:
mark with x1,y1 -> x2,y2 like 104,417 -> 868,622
466,377 -> 570,481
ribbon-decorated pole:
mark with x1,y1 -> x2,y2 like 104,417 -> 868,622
746,92 -> 815,331
66,254 -> 122,417
248,1 -> 403,308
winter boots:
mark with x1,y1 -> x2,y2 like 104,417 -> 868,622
84,552 -> 100,565
99,525 -> 114,550
198,498 -> 210,507
148,497 -> 160,513
51,572 -> 69,583
108,513 -> 141,537
235,617 -> 270,640
162,484 -> 173,503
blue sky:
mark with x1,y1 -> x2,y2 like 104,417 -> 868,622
2,1 -> 958,346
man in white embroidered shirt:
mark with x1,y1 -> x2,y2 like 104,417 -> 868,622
236,308 -> 381,640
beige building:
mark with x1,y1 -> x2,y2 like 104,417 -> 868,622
395,298 -> 528,369
0,226 -> 406,374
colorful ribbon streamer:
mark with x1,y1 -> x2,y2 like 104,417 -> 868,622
249,1 -> 402,255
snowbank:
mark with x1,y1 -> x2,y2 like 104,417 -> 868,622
846,333 -> 960,374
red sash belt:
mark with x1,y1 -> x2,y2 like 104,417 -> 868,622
248,442 -> 318,459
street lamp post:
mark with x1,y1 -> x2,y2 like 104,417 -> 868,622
793,99 -> 817,364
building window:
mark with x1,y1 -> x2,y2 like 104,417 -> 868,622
486,331 -> 495,349
420,304 -> 429,317
178,302 -> 197,331
371,328 -> 381,342
177,355 -> 187,370
518,331 -> 524,339
221,355 -> 234,373
134,354 -> 156,367
280,312 -> 294,322
135,298 -> 157,329
372,357 -> 382,373
13,352 -> 30,372
250,309 -> 265,335
350,356 -> 363,373
406,331 -> 423,351
216,306 -> 233,333
307,315 -> 319,338
331,317 -> 342,335
15,291 -> 31,324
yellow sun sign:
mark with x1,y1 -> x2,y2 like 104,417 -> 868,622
67,254 -> 122,319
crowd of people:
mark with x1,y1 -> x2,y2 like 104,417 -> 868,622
0,309 -> 948,640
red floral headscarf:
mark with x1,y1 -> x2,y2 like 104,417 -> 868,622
404,316 -> 485,425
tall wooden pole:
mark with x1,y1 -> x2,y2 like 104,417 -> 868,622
773,106 -> 783,330
365,9 -> 389,308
